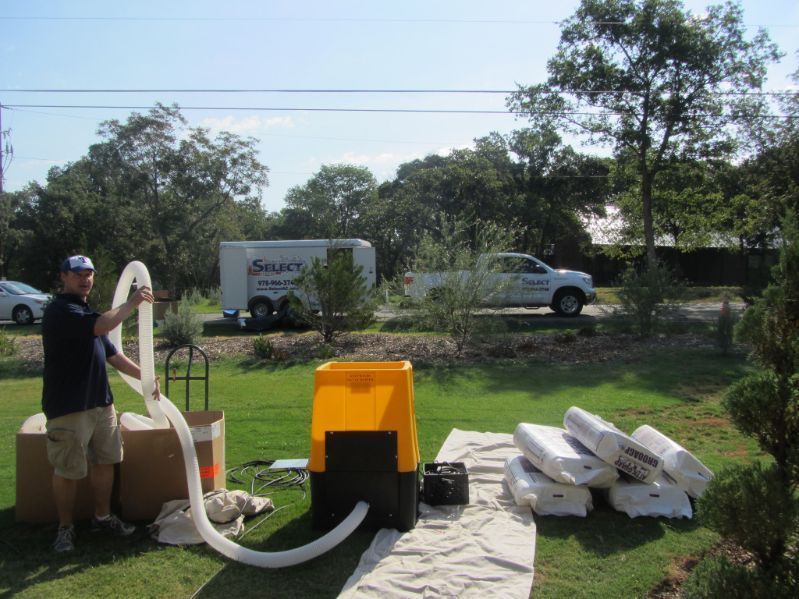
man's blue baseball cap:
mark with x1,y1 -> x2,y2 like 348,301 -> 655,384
61,255 -> 97,273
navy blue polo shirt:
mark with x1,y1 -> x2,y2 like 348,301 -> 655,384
41,294 -> 119,420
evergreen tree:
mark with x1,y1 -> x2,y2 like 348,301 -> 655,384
687,216 -> 799,596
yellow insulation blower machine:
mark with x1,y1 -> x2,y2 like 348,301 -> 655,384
309,361 -> 420,532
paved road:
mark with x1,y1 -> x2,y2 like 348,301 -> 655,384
1,302 -> 745,328
195,302 -> 744,329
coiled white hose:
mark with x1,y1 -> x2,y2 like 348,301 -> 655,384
111,261 -> 368,567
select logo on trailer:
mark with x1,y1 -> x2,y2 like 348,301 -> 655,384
248,257 -> 305,276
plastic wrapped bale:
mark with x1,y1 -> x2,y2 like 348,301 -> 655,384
563,407 -> 664,484
504,455 -> 593,517
631,425 -> 713,498
607,475 -> 692,519
513,423 -> 618,488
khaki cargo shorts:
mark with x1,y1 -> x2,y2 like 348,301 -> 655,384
46,406 -> 123,479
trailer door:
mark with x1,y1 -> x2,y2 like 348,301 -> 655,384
219,245 -> 248,310
353,247 -> 376,287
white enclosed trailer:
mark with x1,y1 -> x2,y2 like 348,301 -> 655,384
219,239 -> 376,317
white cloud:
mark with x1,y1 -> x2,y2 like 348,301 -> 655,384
200,115 -> 295,135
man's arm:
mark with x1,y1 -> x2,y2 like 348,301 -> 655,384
107,352 -> 161,400
94,286 -> 155,336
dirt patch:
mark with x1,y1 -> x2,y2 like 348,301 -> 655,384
10,331 -> 716,370
649,540 -> 755,598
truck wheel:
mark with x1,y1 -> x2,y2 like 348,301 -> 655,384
249,299 -> 273,318
552,290 -> 583,317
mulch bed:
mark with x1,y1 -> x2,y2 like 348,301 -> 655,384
11,330 -> 716,369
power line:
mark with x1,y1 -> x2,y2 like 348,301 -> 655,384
1,88 -> 516,95
3,104 -> 520,115
4,103 -> 796,119
0,16 -> 570,24
2,15 -> 796,29
1,88 -> 797,96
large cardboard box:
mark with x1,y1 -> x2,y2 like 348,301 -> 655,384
119,410 -> 225,521
15,428 -> 99,523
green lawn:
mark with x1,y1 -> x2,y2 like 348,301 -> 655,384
0,344 -> 756,598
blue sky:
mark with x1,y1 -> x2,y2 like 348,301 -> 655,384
2,0 -> 798,213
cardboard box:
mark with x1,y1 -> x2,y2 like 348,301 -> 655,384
15,428 -> 99,523
119,410 -> 225,521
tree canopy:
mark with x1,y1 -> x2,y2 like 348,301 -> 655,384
509,0 -> 781,268
8,104 -> 270,292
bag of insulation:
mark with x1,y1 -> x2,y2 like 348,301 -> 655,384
563,407 -> 664,484
631,425 -> 713,498
513,422 -> 618,488
504,455 -> 593,517
607,476 -> 692,519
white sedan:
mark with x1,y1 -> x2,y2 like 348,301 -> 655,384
0,281 -> 52,325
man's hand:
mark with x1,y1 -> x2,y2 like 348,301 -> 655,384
130,285 -> 155,308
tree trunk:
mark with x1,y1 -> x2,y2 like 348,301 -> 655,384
641,171 -> 658,269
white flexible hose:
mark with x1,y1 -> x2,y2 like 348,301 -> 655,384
109,261 -> 168,428
110,261 -> 369,567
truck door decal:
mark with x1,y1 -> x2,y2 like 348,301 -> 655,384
521,277 -> 550,292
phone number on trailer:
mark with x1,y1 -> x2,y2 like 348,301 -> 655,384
256,280 -> 293,288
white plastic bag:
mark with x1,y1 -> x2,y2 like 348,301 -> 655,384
504,455 -> 593,517
607,476 -> 692,519
631,425 -> 713,498
513,422 -> 618,488
563,407 -> 664,484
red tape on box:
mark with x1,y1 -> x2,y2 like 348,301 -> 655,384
200,463 -> 220,479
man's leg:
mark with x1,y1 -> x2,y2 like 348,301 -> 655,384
52,474 -> 78,527
88,407 -> 134,536
89,462 -> 114,518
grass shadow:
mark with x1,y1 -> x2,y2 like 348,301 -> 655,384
535,501 -> 701,557
0,510 -> 163,598
193,509 -> 374,598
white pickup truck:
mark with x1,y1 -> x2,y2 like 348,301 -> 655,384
403,252 -> 596,316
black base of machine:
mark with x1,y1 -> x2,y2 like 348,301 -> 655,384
310,430 -> 419,532
310,470 -> 419,532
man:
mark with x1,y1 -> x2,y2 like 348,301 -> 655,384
42,255 -> 160,553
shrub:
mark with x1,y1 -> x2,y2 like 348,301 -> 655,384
695,215 -> 799,595
185,288 -> 205,305
160,298 -> 203,346
0,328 -> 17,357
253,335 -> 286,361
616,261 -> 684,336
412,217 -> 518,355
698,462 -> 797,567
253,335 -> 274,360
206,286 -> 222,304
314,343 -> 336,360
683,555 -> 761,599
289,249 -> 377,344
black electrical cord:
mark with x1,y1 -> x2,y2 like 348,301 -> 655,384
226,459 -> 309,497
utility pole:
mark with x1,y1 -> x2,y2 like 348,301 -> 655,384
0,101 -> 11,194
0,102 -> 4,194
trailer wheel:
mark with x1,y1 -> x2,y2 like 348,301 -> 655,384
249,298 -> 274,318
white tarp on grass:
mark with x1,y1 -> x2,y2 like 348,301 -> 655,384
339,429 -> 536,599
